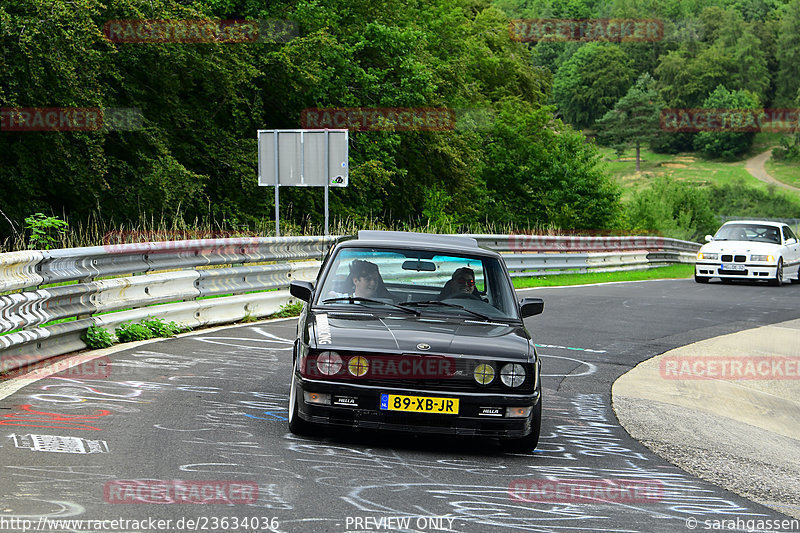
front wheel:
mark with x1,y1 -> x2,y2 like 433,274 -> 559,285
694,274 -> 710,283
769,259 -> 784,287
502,399 -> 541,453
288,362 -> 316,436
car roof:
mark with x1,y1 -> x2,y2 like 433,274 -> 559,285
338,230 -> 498,257
721,220 -> 787,228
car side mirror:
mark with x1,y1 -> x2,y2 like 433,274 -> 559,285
290,280 -> 314,302
786,238 -> 798,245
705,235 -> 714,242
519,297 -> 544,318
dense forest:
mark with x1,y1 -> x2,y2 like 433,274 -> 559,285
1,0 -> 799,246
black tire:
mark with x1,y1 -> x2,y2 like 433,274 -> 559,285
502,399 -> 542,453
288,361 -> 316,436
694,274 -> 710,283
769,258 -> 784,287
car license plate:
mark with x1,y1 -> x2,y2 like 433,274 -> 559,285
380,394 -> 459,414
721,263 -> 745,271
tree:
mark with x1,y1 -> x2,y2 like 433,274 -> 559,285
774,0 -> 800,107
552,42 -> 635,128
692,85 -> 761,159
482,97 -> 622,229
595,73 -> 663,171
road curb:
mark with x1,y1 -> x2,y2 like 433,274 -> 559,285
612,319 -> 800,519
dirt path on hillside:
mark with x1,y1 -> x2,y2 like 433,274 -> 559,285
745,149 -> 800,192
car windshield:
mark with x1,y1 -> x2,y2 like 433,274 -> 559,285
316,247 -> 519,320
714,224 -> 781,244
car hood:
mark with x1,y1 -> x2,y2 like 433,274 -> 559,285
700,241 -> 780,255
307,310 -> 533,361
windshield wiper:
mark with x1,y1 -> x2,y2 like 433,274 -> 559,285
322,297 -> 420,316
398,300 -> 493,321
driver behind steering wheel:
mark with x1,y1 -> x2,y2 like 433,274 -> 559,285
438,267 -> 482,300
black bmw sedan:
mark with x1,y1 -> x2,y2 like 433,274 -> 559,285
288,231 -> 544,451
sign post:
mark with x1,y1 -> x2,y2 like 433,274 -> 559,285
257,129 -> 348,236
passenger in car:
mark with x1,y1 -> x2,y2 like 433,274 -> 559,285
438,267 -> 482,300
327,259 -> 395,301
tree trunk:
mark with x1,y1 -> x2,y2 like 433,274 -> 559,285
635,140 -> 641,172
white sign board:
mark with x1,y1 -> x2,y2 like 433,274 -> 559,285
258,129 -> 348,187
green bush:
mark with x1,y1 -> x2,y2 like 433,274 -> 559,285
24,213 -> 69,250
115,322 -> 155,343
271,301 -> 305,319
625,177 -> 717,240
82,326 -> 116,349
772,136 -> 800,162
692,85 -> 759,159
141,316 -> 188,337
708,179 -> 800,219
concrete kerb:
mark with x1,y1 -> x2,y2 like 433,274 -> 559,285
0,315 -> 298,403
612,318 -> 800,519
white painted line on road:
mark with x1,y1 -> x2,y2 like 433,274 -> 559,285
535,343 -> 607,353
539,353 -> 598,377
0,316 -> 298,402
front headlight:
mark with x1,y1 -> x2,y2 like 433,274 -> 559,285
316,351 -> 343,376
750,255 -> 774,262
500,363 -> 526,388
697,252 -> 718,260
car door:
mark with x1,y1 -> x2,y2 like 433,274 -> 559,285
782,226 -> 800,275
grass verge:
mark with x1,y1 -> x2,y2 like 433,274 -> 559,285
513,264 -> 694,288
764,158 -> 800,189
598,141 -> 800,203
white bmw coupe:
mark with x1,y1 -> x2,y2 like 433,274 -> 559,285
695,220 -> 800,285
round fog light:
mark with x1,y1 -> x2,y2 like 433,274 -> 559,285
473,363 -> 495,385
347,356 -> 369,377
500,363 -> 526,387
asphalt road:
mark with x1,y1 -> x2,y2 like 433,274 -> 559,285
1,278 -> 799,533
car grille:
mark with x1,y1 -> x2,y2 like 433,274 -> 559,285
720,255 -> 747,263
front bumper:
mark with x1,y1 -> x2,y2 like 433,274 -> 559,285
695,262 -> 778,279
293,375 -> 541,438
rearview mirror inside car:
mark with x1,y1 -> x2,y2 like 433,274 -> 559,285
402,259 -> 436,271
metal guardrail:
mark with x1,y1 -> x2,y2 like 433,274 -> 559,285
0,237 -> 338,373
0,234 -> 699,376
